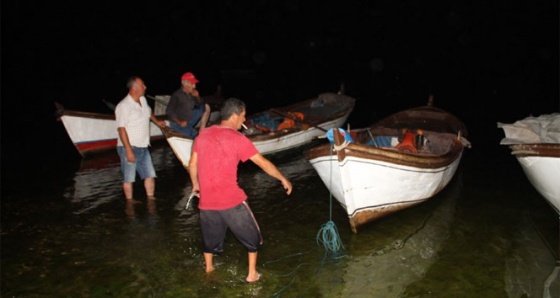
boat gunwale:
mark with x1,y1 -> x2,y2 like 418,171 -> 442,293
305,136 -> 465,169
508,143 -> 560,158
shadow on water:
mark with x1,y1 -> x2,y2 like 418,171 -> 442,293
314,169 -> 462,297
1,144 -> 559,297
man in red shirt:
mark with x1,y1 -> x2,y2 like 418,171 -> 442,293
188,98 -> 292,283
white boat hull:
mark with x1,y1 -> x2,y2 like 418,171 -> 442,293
56,96 -> 169,157
308,152 -> 462,219
515,155 -> 560,213
165,135 -> 194,169
305,101 -> 469,232
163,92 -> 356,169
252,117 -> 348,155
59,114 -> 166,157
498,113 -> 560,214
163,116 -> 349,169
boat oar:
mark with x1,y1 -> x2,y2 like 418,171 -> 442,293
102,99 -> 116,111
146,95 -> 169,106
270,108 -> 327,132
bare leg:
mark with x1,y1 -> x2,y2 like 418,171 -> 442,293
204,252 -> 214,273
246,251 -> 260,282
147,198 -> 156,215
144,177 -> 155,198
123,182 -> 133,200
199,104 -> 211,130
125,199 -> 135,218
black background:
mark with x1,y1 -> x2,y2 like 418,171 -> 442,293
2,0 -> 559,165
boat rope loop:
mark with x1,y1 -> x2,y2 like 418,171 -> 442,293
316,142 -> 346,260
333,140 -> 350,151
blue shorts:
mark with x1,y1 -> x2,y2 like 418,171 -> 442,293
200,201 -> 262,253
117,146 -> 156,182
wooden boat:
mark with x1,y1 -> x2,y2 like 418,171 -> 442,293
55,91 -> 222,158
304,96 -> 471,233
163,91 -> 356,170
498,113 -> 560,214
55,99 -> 167,158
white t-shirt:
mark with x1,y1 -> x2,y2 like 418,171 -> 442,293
115,94 -> 152,147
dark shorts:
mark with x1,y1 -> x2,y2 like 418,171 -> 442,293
200,201 -> 262,253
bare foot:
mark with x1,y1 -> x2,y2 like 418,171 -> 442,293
205,267 -> 215,273
245,272 -> 261,283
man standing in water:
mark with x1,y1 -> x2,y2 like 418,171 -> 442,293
115,76 -> 166,200
188,98 -> 293,283
166,71 -> 211,138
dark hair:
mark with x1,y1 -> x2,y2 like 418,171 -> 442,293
126,76 -> 140,90
220,98 -> 246,121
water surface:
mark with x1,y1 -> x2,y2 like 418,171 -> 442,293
1,143 -> 558,297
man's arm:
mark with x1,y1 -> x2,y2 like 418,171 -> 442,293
188,151 -> 200,192
250,153 -> 292,195
118,127 -> 135,163
150,114 -> 166,128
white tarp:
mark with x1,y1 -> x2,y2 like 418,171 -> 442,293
497,113 -> 560,144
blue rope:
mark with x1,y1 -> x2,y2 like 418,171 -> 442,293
316,219 -> 344,255
316,141 -> 345,259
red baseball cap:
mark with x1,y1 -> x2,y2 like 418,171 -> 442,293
181,72 -> 199,84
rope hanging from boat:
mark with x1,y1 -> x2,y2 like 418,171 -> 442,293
316,142 -> 346,260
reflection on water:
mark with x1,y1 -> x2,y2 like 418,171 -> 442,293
2,146 -> 559,297
64,146 -> 176,215
125,199 -> 158,224
65,154 -> 122,215
505,211 -> 559,298
318,173 -> 461,297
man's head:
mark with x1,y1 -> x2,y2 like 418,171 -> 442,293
220,98 -> 246,129
126,76 -> 146,97
181,72 -> 199,90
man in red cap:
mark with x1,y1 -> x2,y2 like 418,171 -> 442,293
165,72 -> 211,138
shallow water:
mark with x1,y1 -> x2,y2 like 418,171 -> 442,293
1,142 -> 559,297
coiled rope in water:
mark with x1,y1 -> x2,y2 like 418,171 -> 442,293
316,141 -> 346,259
316,218 -> 344,257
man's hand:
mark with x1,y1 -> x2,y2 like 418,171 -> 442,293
281,178 -> 293,195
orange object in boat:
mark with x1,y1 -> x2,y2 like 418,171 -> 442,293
396,132 -> 418,153
277,118 -> 295,131
277,112 -> 304,131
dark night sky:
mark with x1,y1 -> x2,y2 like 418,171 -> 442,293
1,0 -> 559,164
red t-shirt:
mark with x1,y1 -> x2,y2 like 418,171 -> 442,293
193,126 -> 259,210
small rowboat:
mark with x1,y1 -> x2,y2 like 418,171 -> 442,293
498,113 -> 560,213
305,96 -> 471,233
54,100 -> 167,158
56,87 -> 223,158
163,91 -> 356,170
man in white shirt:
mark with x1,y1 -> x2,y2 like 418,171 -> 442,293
115,76 -> 166,200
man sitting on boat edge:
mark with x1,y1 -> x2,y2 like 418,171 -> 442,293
166,71 -> 211,138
